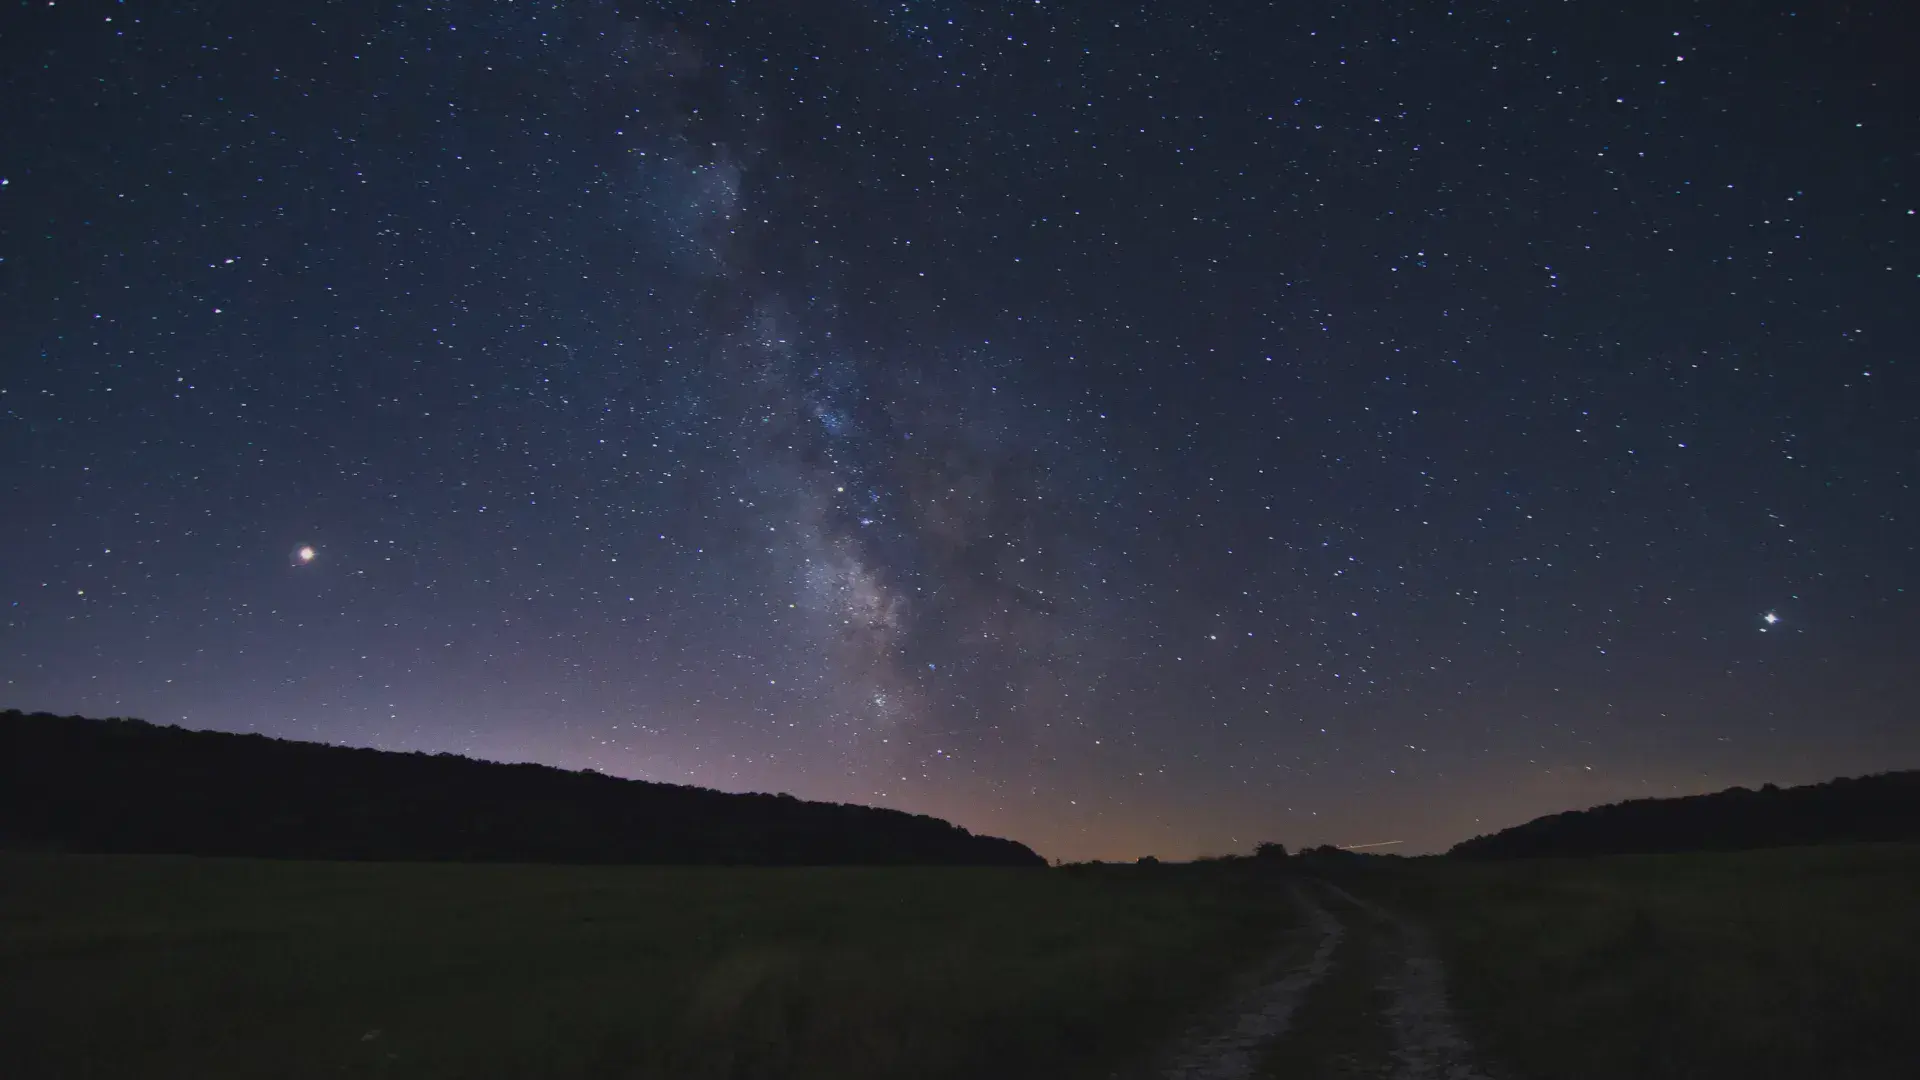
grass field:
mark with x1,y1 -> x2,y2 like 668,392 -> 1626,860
1340,844 -> 1920,1080
6,846 -> 1915,1079
0,854 -> 1292,1080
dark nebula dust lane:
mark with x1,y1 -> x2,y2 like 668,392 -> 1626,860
2,1 -> 1915,860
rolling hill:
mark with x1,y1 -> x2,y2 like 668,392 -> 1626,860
0,709 -> 1043,866
1449,770 -> 1920,859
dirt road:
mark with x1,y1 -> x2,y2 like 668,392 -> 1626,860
1159,880 -> 1493,1080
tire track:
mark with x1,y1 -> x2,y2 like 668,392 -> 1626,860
1320,881 -> 1492,1080
1159,884 -> 1344,1080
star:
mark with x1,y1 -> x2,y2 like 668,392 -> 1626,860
296,546 -> 316,564
1762,612 -> 1780,627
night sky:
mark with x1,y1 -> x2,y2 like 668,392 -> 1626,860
4,1 -> 1915,861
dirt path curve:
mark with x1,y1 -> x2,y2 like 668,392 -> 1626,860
1319,882 -> 1492,1080
1158,884 -> 1344,1080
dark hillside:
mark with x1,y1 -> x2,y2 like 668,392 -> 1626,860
1450,771 -> 1920,859
0,710 -> 1043,866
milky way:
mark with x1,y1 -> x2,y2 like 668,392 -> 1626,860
3,1 -> 1915,859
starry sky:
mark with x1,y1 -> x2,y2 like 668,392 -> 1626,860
3,1 -> 1916,861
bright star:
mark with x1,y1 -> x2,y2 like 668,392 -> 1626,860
1762,612 -> 1779,625
297,546 -> 316,564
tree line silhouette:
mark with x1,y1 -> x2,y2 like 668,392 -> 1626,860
0,710 -> 1044,866
1449,770 -> 1920,859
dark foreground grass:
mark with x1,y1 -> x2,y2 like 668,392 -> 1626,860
0,854 -> 1291,1080
1344,844 -> 1920,1080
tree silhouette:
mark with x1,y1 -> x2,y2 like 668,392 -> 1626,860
0,710 -> 1045,867
1450,772 -> 1920,859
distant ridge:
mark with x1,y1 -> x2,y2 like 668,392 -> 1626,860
1449,771 -> 1920,859
0,710 -> 1044,867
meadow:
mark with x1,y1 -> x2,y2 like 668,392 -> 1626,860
5,845 -> 1915,1079
1344,843 -> 1920,1080
0,853 -> 1291,1080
